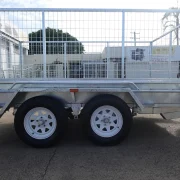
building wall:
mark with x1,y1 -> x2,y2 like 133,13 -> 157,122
23,46 -> 180,79
24,53 -> 102,65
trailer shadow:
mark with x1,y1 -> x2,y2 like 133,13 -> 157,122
1,114 -> 180,180
1,114 -> 180,147
60,115 -> 180,147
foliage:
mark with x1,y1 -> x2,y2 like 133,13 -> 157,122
28,27 -> 84,54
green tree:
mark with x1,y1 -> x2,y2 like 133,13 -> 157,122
28,27 -> 84,54
162,7 -> 180,45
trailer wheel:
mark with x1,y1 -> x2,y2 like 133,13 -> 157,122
14,96 -> 68,148
81,95 -> 132,145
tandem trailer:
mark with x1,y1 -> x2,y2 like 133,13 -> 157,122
0,8 -> 180,147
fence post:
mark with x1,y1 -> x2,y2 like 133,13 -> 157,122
121,11 -> 125,79
107,42 -> 110,78
64,42 -> 67,78
19,42 -> 23,78
42,11 -> 47,78
169,31 -> 172,78
149,42 -> 153,78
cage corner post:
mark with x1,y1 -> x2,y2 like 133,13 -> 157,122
121,11 -> 125,79
42,11 -> 47,79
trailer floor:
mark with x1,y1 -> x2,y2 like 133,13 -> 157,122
0,111 -> 180,180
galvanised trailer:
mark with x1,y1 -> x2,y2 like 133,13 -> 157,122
0,8 -> 180,147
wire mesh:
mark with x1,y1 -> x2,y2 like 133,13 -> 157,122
0,9 -> 180,79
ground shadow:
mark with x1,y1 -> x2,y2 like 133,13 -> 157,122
1,115 -> 180,148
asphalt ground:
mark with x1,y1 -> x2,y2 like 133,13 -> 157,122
0,110 -> 180,180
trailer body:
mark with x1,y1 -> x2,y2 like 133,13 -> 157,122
0,8 -> 180,147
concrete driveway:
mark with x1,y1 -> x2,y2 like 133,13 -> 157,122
0,111 -> 180,180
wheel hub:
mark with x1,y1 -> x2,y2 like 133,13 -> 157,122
38,120 -> 45,126
102,118 -> 110,123
37,117 -> 46,126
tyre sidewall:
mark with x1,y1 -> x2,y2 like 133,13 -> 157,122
82,95 -> 132,145
14,96 -> 67,147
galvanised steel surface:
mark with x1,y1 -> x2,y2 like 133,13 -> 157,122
0,9 -> 180,118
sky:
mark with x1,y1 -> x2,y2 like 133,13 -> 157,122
0,0 -> 179,54
0,0 -> 179,9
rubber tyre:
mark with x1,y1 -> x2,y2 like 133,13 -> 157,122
14,96 -> 68,148
81,94 -> 132,145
